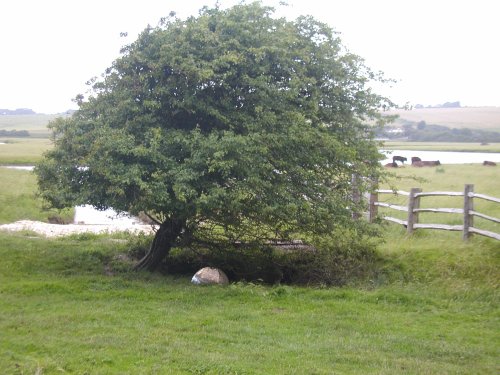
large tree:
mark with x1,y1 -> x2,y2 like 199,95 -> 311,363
36,2 -> 392,271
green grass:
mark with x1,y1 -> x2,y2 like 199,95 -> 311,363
0,230 -> 498,374
0,167 -> 73,224
382,141 -> 500,152
0,138 -> 53,165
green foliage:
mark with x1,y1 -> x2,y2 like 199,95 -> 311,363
285,229 -> 380,285
36,2 -> 391,264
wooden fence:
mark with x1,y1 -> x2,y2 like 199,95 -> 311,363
368,184 -> 500,241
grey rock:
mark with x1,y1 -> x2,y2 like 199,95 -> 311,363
191,267 -> 229,285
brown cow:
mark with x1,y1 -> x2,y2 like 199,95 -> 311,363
483,161 -> 497,166
422,160 -> 440,166
412,160 -> 440,167
411,156 -> 421,164
384,162 -> 398,168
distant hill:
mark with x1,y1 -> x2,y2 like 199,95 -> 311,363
378,107 -> 500,142
0,108 -> 76,116
386,107 -> 500,132
0,108 -> 37,115
0,113 -> 72,137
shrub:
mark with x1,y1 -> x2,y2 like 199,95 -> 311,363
278,229 -> 380,285
143,228 -> 381,286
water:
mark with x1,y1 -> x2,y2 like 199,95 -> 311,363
381,150 -> 500,164
3,165 -> 34,171
73,205 -> 143,225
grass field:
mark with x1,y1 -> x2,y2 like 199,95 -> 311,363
0,138 -> 52,165
387,107 -> 500,131
382,141 -> 500,153
0,164 -> 498,373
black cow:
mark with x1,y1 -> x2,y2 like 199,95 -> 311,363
392,155 -> 407,165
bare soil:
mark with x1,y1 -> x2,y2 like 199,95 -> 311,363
0,220 -> 155,237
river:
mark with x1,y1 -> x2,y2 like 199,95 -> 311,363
381,150 -> 500,164
73,205 -> 144,225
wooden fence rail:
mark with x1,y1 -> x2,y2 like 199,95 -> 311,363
369,184 -> 500,241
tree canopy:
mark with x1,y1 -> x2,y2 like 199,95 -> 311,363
36,2 -> 392,271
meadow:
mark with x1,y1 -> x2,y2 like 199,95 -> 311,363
0,164 -> 498,373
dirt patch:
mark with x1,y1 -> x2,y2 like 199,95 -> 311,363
0,220 -> 156,237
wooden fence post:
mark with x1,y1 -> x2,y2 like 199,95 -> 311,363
369,177 -> 378,223
463,184 -> 474,240
351,174 -> 361,219
407,188 -> 422,234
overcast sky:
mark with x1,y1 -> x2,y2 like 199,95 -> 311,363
1,0 -> 498,113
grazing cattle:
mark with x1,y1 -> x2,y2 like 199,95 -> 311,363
411,156 -> 421,164
483,161 -> 497,166
413,160 -> 440,167
392,155 -> 407,165
384,162 -> 398,168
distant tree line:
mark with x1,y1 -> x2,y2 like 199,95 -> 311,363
0,129 -> 30,137
414,101 -> 461,109
377,120 -> 500,142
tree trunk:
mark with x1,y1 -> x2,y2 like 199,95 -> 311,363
134,218 -> 184,272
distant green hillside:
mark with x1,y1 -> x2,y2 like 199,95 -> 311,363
386,107 -> 500,132
0,114 -> 69,137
